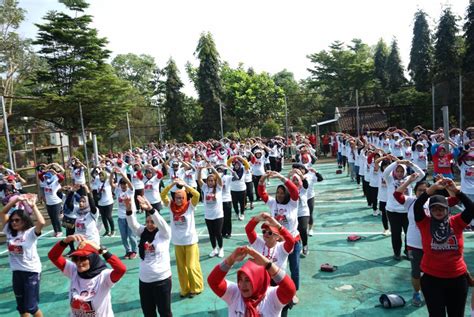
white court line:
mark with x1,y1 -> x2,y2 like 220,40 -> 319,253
0,230 -> 54,255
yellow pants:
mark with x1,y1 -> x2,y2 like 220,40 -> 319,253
175,244 -> 204,296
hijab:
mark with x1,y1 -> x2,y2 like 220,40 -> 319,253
139,227 -> 158,260
77,253 -> 107,279
170,189 -> 190,219
238,260 -> 271,317
78,195 -> 91,215
429,195 -> 451,244
276,185 -> 291,205
233,160 -> 244,180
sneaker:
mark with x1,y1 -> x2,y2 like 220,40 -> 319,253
54,232 -> 63,238
393,255 -> 402,261
241,214 -> 245,221
308,229 -> 314,236
129,252 -> 137,259
382,230 -> 391,236
292,295 -> 300,305
218,248 -> 224,258
209,248 -> 219,258
302,245 -> 309,257
412,292 -> 423,307
108,231 -> 115,237
102,231 -> 110,237
372,210 -> 378,216
124,253 -> 130,260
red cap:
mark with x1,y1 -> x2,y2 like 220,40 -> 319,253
117,159 -> 123,164
6,175 -> 15,181
69,241 -> 99,257
261,223 -> 280,236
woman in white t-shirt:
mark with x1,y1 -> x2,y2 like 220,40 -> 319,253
143,165 -> 164,212
198,165 -> 225,258
226,156 -> 250,221
217,165 -> 234,239
41,168 -> 65,237
48,235 -> 126,317
111,168 -> 138,259
207,246 -> 296,317
125,196 -> 172,317
96,170 -> 115,237
1,195 -> 45,317
70,157 -> 87,189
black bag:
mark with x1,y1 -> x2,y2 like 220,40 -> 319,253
61,215 -> 76,229
320,263 -> 337,272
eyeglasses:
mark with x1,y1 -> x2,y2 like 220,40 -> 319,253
262,230 -> 273,236
10,218 -> 22,223
71,255 -> 89,263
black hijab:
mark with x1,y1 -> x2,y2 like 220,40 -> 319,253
77,254 -> 107,279
276,185 -> 291,205
139,228 -> 158,260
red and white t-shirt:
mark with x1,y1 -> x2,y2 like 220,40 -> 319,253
251,238 -> 291,270
201,184 -> 223,220
63,261 -> 115,317
170,204 -> 198,246
266,197 -> 299,237
4,226 -> 41,273
143,176 -> 162,204
115,188 -> 135,219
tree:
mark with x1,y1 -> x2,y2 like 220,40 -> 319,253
111,53 -> 157,100
408,10 -> 432,92
433,8 -> 460,82
374,39 -> 389,90
194,32 -> 223,139
221,64 -> 285,137
163,58 -> 187,140
30,0 -> 135,133
0,0 -> 41,114
463,1 -> 474,126
386,39 -> 406,93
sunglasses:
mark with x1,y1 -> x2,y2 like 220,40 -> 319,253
10,218 -> 22,223
262,229 -> 274,236
71,255 -> 89,263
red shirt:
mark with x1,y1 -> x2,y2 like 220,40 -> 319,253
432,153 -> 453,175
418,213 -> 468,278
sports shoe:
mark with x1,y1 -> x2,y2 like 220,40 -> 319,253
102,231 -> 110,237
108,231 -> 115,237
308,229 -> 314,236
124,253 -> 130,260
209,248 -> 219,258
302,245 -> 309,257
129,252 -> 137,259
292,295 -> 300,305
372,210 -> 379,216
54,232 -> 63,238
412,292 -> 423,307
218,248 -> 224,258
393,255 -> 402,261
382,229 -> 391,236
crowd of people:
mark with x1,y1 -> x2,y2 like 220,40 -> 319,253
0,125 -> 474,316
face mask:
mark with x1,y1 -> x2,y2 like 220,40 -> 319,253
465,160 -> 474,166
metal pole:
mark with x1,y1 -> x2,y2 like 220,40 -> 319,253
459,73 -> 463,129
432,83 -> 436,130
355,89 -> 360,136
284,95 -> 289,142
126,112 -> 132,150
219,101 -> 224,139
442,106 -> 449,141
1,95 -> 14,168
157,104 -> 163,143
79,103 -> 90,178
92,134 -> 99,166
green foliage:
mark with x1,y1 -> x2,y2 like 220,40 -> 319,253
111,53 -> 157,101
464,2 -> 474,72
194,32 -> 223,139
433,8 -> 461,82
409,10 -> 432,92
386,39 -> 406,93
390,87 -> 432,127
163,58 -> 187,140
220,64 -> 285,137
260,119 -> 281,138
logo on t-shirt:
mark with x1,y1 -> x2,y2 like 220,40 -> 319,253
274,208 -> 288,224
144,242 -> 156,257
465,167 -> 474,179
430,235 -> 459,251
8,242 -> 23,255
71,297 -> 95,317
173,215 -> 186,225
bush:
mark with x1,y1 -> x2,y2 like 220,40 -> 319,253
260,119 -> 281,138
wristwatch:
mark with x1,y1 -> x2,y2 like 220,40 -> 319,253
98,246 -> 108,255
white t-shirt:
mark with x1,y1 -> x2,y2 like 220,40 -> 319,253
4,226 -> 41,273
75,212 -> 100,246
460,163 -> 474,195
230,170 -> 247,192
221,282 -> 285,317
115,188 -> 135,219
221,175 -> 233,202
297,187 -> 310,217
128,212 -> 172,283
167,167 -> 185,193
377,171 -> 388,202
202,184 -> 224,220
169,203 -> 198,246
244,168 -> 252,183
63,261 -> 115,317
266,196 -> 299,237
131,171 -> 144,190
96,179 -> 114,207
251,157 -> 266,176
405,196 -> 429,249
71,167 -> 86,185
143,176 -> 162,204
42,175 -> 63,205
412,149 -> 428,170
305,173 -> 318,199
383,162 -> 424,212
251,238 -> 291,270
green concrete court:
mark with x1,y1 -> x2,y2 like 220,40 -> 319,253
1,160 -> 474,316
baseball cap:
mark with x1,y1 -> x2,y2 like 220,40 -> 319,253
70,241 -> 99,257
429,195 -> 448,209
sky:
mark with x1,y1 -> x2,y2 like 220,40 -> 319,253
17,0 -> 469,96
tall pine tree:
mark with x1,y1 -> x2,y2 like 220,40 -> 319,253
386,39 -> 406,93
163,58 -> 187,141
373,38 -> 389,104
433,8 -> 460,82
464,1 -> 474,72
408,10 -> 432,92
194,32 -> 223,139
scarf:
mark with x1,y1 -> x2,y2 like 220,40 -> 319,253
170,189 -> 190,219
430,213 -> 452,244
77,253 -> 107,279
78,195 -> 91,215
139,227 -> 158,260
233,162 -> 244,180
238,260 -> 271,317
276,185 -> 291,204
